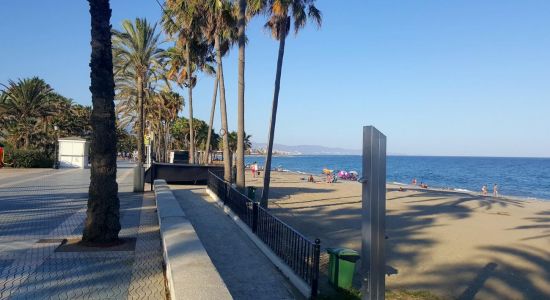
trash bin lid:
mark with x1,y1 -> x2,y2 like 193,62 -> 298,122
326,247 -> 359,257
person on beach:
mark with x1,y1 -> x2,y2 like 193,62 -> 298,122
412,178 -> 417,185
251,162 -> 257,178
493,184 -> 499,197
327,173 -> 335,183
308,175 -> 315,183
482,185 -> 488,196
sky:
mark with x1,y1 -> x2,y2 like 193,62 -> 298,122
1,0 -> 549,157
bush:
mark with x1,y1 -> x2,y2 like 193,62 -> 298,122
5,149 -> 54,168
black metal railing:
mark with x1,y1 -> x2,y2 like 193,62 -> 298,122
256,206 -> 320,291
207,171 -> 320,298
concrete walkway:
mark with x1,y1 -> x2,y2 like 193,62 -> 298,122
0,161 -> 165,299
171,185 -> 300,300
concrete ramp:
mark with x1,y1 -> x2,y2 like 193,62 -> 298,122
154,180 -> 232,300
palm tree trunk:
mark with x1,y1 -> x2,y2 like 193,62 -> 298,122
260,32 -> 287,208
137,75 -> 145,164
159,130 -> 164,162
186,41 -> 195,164
24,133 -> 30,149
204,75 -> 218,164
83,0 -> 121,243
215,35 -> 231,182
236,0 -> 247,189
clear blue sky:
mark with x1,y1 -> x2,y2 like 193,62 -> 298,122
1,0 -> 549,157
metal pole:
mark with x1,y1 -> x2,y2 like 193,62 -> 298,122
252,202 -> 259,233
53,128 -> 59,169
361,126 -> 387,300
150,163 -> 156,191
311,238 -> 321,299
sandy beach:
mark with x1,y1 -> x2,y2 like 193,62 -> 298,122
245,171 -> 550,299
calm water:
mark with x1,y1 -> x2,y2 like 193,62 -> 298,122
245,155 -> 550,200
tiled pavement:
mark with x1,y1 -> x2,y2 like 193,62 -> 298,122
0,162 -> 165,300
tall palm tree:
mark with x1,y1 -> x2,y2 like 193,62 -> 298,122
234,0 -> 265,188
203,73 -> 218,164
83,0 -> 120,244
200,0 -> 237,181
162,0 -> 204,164
235,0 -> 248,189
112,18 -> 164,170
0,77 -> 56,149
260,0 -> 321,208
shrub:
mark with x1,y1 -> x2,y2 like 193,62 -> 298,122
5,149 -> 54,168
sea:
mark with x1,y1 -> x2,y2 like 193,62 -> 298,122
245,155 -> 550,201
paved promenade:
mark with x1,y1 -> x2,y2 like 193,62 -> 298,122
171,186 -> 300,300
0,162 -> 165,300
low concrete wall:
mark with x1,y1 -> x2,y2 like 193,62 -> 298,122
154,180 -> 232,300
205,187 -> 312,298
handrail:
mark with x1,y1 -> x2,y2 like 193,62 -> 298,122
257,205 -> 315,244
207,171 -> 320,298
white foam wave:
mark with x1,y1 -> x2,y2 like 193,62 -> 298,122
453,188 -> 473,193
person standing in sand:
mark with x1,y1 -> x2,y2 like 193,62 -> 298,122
251,162 -> 257,178
493,184 -> 499,197
482,185 -> 488,196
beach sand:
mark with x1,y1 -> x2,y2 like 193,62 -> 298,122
245,171 -> 550,299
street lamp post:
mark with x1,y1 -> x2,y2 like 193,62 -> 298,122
53,125 -> 59,169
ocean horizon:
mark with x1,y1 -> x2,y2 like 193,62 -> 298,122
245,154 -> 550,201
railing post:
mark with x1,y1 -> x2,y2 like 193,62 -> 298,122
311,238 -> 321,299
150,162 -> 155,191
252,202 -> 259,233
224,181 -> 230,203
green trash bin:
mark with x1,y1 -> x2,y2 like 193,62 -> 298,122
247,186 -> 256,200
327,248 -> 360,290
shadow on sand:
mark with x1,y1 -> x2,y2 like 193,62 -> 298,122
261,186 -> 549,299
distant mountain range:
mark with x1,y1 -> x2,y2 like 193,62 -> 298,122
251,143 -> 361,155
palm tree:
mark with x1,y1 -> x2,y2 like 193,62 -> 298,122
235,0 -> 248,190
200,0 -> 238,181
112,18 -> 164,170
83,0 -> 120,244
226,130 -> 252,156
200,1 -> 231,165
233,0 -> 265,188
260,0 -> 321,208
162,0 -> 204,164
203,73 -> 218,164
0,77 -> 56,149
147,88 -> 183,162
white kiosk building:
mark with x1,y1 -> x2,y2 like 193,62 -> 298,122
58,137 -> 90,169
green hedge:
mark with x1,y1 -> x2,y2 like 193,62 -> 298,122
5,149 -> 54,168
